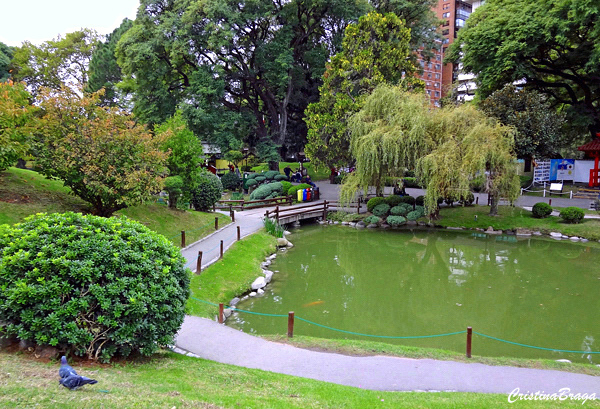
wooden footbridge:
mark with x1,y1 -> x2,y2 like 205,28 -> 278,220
264,199 -> 364,225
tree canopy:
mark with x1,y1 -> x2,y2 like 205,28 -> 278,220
11,30 -> 100,95
305,11 -> 422,168
479,85 -> 567,160
87,18 -> 134,108
341,84 -> 519,216
0,42 -> 13,82
34,87 -> 168,216
448,0 -> 600,138
0,81 -> 37,171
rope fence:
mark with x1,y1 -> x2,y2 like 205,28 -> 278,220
189,297 -> 600,358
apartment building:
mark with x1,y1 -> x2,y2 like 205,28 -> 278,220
421,0 -> 483,101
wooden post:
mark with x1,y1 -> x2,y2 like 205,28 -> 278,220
287,311 -> 295,338
466,326 -> 472,358
215,217 -> 219,230
322,200 -> 327,219
476,196 -> 479,205
230,208 -> 235,222
220,240 -> 224,259
275,205 -> 279,222
196,251 -> 202,274
237,226 -> 241,241
357,197 -> 361,214
549,199 -> 552,206
218,303 -> 224,324
213,202 -> 216,212
181,230 -> 186,248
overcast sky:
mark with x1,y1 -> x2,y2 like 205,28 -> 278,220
0,0 -> 140,46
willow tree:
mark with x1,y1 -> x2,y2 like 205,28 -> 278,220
417,105 -> 520,217
340,85 -> 432,203
342,84 -> 520,217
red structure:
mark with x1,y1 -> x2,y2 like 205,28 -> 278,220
578,133 -> 600,187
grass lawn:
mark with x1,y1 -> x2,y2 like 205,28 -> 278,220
3,351 -> 597,409
434,205 -> 600,241
0,167 -> 231,246
186,231 -> 277,317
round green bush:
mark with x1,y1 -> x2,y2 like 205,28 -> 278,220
367,197 -> 386,212
459,192 -> 474,206
264,170 -> 280,180
274,174 -> 288,181
415,205 -> 425,218
532,202 -> 553,219
415,195 -> 425,206
220,171 -> 240,191
391,203 -> 413,216
403,177 -> 421,188
250,182 -> 283,200
372,203 -> 391,218
385,195 -> 403,207
406,210 -> 422,221
254,175 -> 266,183
470,176 -> 485,193
0,212 -> 189,361
363,215 -> 381,225
280,181 -> 292,195
288,183 -> 312,199
191,170 -> 223,211
559,206 -> 584,224
398,195 -> 416,206
386,215 -> 406,227
244,178 -> 258,189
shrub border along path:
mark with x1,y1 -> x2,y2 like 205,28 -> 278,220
176,199 -> 599,395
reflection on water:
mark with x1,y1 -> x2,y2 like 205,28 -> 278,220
226,225 -> 600,363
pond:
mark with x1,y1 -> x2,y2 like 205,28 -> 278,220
226,225 -> 600,363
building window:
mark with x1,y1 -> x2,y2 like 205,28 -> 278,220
435,91 -> 440,97
435,83 -> 440,88
435,73 -> 440,79
442,20 -> 450,27
442,12 -> 450,18
435,64 -> 441,70
443,3 -> 450,10
441,29 -> 450,36
427,73 -> 432,78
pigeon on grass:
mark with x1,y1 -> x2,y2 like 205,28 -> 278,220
58,355 -> 98,390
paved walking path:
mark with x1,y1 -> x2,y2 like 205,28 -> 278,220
174,181 -> 600,394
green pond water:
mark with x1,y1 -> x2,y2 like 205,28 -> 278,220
226,225 -> 600,363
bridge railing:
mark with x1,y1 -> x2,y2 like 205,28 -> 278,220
265,201 -> 329,222
215,196 -> 293,211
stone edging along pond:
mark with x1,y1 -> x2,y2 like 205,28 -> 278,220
219,219 -> 596,322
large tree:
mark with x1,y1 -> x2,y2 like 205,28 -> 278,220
304,12 -> 422,168
342,84 -> 519,217
116,0 -> 368,161
0,81 -> 37,171
448,0 -> 600,138
34,87 -> 168,217
479,85 -> 567,160
87,19 -> 134,108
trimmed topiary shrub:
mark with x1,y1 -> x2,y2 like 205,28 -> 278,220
403,177 -> 421,188
459,192 -> 475,206
363,215 -> 381,225
391,203 -> 413,216
415,195 -> 425,206
280,181 -> 292,195
244,178 -> 258,190
333,174 -> 344,184
367,197 -> 386,212
342,213 -> 365,223
386,215 -> 406,227
265,170 -> 280,180
385,195 -> 403,207
220,171 -> 240,191
398,196 -> 416,206
254,175 -> 266,183
250,182 -> 284,200
470,176 -> 485,193
288,183 -> 312,199
559,206 -> 584,224
532,202 -> 553,219
406,210 -> 422,221
415,205 -> 425,218
274,174 -> 288,181
0,212 -> 189,361
191,170 -> 223,211
372,203 -> 391,218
